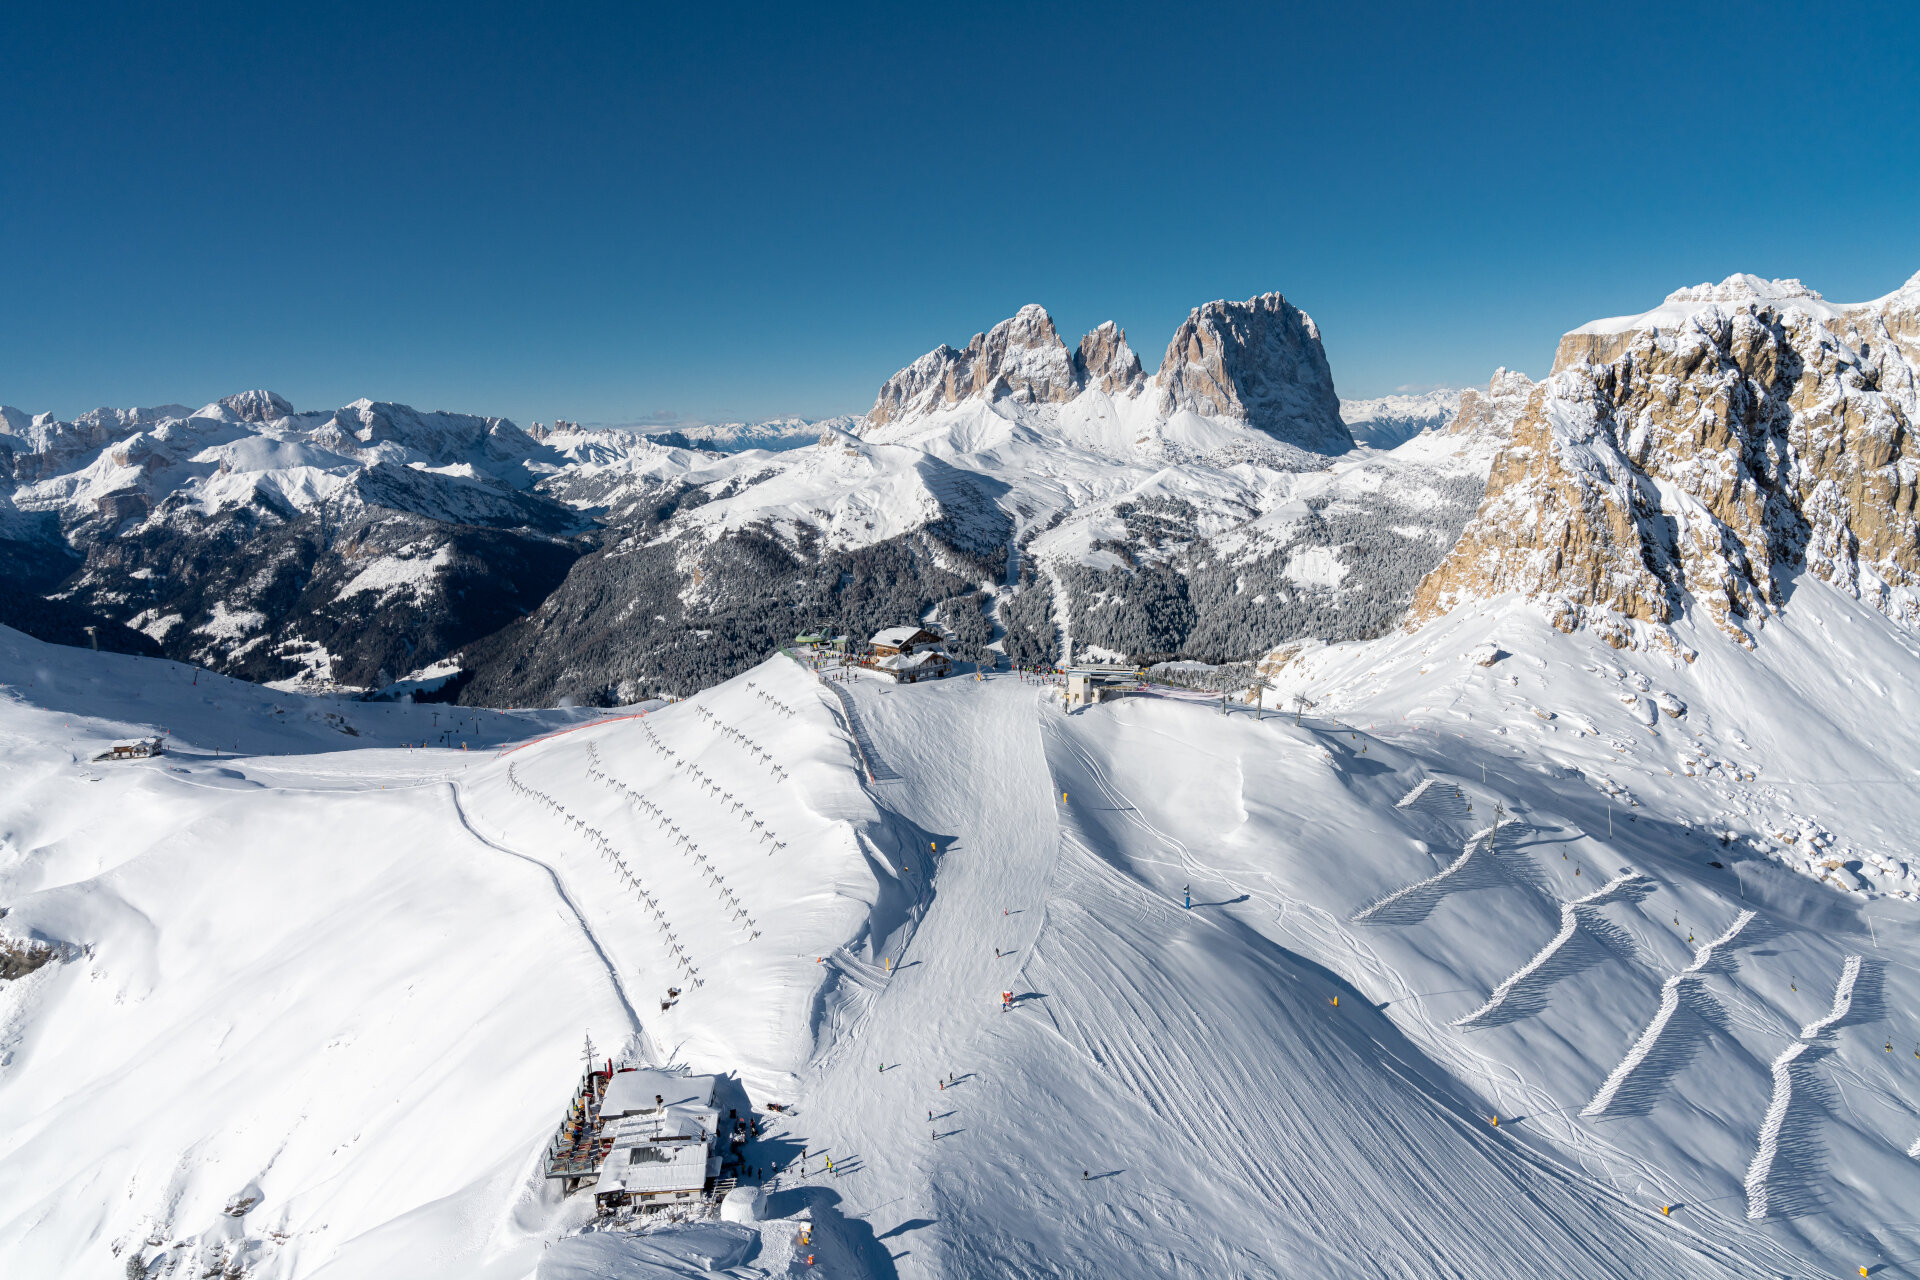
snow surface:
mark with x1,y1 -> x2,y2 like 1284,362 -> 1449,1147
4,576 -> 1920,1277
1569,274 -> 1861,337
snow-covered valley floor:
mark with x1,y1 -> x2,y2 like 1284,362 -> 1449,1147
4,581 -> 1920,1278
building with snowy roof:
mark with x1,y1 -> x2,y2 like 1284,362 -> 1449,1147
1066,664 -> 1141,709
600,1068 -> 716,1118
876,648 -> 951,683
590,1069 -> 722,1210
869,626 -> 941,656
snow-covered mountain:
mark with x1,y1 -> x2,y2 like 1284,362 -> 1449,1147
0,390 -> 593,690
633,417 -> 860,454
869,293 -> 1349,453
1340,387 -> 1464,448
10,270 -> 1920,719
457,293 -> 1487,704
7,269 -> 1920,1280
1413,272 -> 1920,649
4,287 -> 1483,706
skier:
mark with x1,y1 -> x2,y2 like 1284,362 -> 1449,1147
995,947 -> 1001,959
1184,884 -> 1191,910
1001,989 -> 1013,1012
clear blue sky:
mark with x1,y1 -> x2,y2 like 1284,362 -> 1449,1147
3,1 -> 1916,425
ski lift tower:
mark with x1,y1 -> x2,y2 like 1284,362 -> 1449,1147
1243,676 -> 1278,721
1291,691 -> 1316,726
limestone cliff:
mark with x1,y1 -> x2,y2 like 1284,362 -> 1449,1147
867,305 -> 1081,426
1075,320 -> 1146,396
1151,293 -> 1350,453
865,292 -> 1351,454
1446,368 -> 1535,443
1411,272 -> 1920,648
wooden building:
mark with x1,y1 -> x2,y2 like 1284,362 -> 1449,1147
868,626 -> 941,658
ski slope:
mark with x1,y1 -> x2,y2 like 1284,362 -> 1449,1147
4,578 -> 1920,1277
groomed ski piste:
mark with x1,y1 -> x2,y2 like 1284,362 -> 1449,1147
3,576 -> 1920,1278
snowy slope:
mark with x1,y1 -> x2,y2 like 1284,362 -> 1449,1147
6,582 -> 1919,1277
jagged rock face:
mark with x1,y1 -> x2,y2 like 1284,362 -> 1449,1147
1152,293 -> 1350,453
867,305 -> 1081,425
1412,273 -> 1920,648
200,389 -> 295,423
1552,275 -> 1855,373
866,293 -> 1350,455
1446,368 -> 1535,441
1074,321 -> 1145,396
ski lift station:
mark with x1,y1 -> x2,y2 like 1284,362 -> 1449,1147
1065,663 -> 1143,710
544,1062 -> 747,1214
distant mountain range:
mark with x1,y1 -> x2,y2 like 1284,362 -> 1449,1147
1340,388 -> 1464,449
6,270 -> 1916,705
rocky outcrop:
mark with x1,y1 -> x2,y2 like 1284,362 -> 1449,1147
1446,369 -> 1535,442
867,305 -> 1081,425
1074,321 -> 1146,396
1411,272 -> 1920,648
867,293 -> 1351,454
1151,294 -> 1350,453
197,390 -> 295,423
1552,276 -> 1856,374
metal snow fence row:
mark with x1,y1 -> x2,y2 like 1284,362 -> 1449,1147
506,762 -> 703,983
640,719 -> 788,852
743,680 -> 799,719
1450,872 -> 1647,1028
586,741 -> 759,939
691,703 -> 790,780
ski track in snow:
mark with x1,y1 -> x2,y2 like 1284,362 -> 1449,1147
1022,703 -> 1767,1278
9,600 -> 1920,1279
1032,702 -> 1822,1277
448,780 -> 647,1045
800,651 -> 900,781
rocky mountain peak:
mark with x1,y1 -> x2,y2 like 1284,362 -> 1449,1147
198,390 -> 295,424
867,304 -> 1080,426
1412,269 -> 1920,651
1074,321 -> 1146,396
1446,368 -> 1535,440
1554,274 -> 1856,373
1151,293 -> 1350,454
866,292 -> 1350,454
1664,274 -> 1826,307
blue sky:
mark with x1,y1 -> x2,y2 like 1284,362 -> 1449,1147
3,1 -> 1916,425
